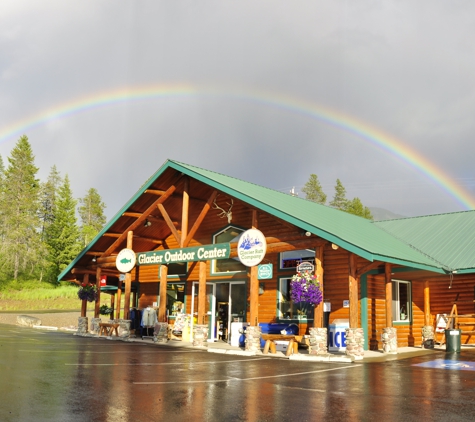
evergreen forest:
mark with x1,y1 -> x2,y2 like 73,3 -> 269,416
0,136 -> 106,290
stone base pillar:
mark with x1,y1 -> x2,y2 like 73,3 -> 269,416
245,326 -> 262,353
118,319 -> 131,340
308,327 -> 328,355
76,317 -> 88,336
90,318 -> 101,335
193,324 -> 209,347
382,327 -> 398,354
345,327 -> 365,360
422,325 -> 435,349
153,322 -> 169,344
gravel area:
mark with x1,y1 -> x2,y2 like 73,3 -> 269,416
0,311 -> 81,329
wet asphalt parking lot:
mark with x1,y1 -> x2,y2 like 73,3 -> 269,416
1,324 -> 475,422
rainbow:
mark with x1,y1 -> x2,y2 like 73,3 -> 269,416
0,83 -> 474,210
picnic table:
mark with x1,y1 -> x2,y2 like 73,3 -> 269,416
261,334 -> 304,356
99,322 -> 119,336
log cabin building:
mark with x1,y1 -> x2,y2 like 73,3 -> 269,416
59,159 -> 475,353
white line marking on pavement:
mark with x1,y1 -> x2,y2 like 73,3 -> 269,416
133,364 -> 362,385
67,357 -> 271,366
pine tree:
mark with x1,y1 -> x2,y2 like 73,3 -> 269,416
346,197 -> 373,220
45,174 -> 81,281
78,187 -> 106,246
39,165 -> 62,240
1,136 -> 40,280
301,174 -> 327,204
329,179 -> 349,211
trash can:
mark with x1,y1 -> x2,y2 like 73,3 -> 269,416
445,329 -> 461,353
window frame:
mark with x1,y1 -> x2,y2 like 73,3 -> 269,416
392,279 -> 412,324
279,249 -> 315,271
211,225 -> 247,275
277,276 -> 314,322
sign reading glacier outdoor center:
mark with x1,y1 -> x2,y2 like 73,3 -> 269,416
136,243 -> 231,265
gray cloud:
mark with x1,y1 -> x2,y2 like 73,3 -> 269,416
1,0 -> 474,220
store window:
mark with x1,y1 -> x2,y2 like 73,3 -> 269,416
164,282 -> 185,316
277,277 -> 313,321
279,249 -> 315,269
212,225 -> 246,274
392,279 -> 411,322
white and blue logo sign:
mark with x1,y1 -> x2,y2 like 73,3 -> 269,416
237,229 -> 267,267
258,264 -> 273,279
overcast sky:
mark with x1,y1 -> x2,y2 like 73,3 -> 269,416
1,1 -> 474,220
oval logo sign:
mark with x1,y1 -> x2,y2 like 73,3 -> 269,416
237,229 -> 267,267
116,248 -> 136,273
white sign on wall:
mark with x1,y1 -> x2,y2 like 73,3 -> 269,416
237,229 -> 267,267
116,248 -> 136,273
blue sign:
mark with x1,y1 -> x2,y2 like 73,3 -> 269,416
413,359 -> 475,371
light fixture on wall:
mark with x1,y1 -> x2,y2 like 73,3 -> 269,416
144,219 -> 152,227
331,243 -> 339,250
259,282 -> 265,295
92,256 -> 97,263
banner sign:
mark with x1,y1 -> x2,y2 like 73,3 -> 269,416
136,243 -> 231,266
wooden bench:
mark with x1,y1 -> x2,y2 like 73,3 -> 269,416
261,334 -> 303,357
99,322 -> 119,336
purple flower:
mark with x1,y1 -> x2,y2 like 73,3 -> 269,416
290,271 -> 322,307
78,285 -> 98,302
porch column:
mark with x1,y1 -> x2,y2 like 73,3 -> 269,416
158,264 -> 168,322
123,231 -> 133,320
345,253 -> 364,359
81,273 -> 89,318
246,210 -> 262,353
115,272 -> 122,320
313,245 -> 324,327
193,260 -> 209,347
249,210 -> 259,327
197,261 -> 207,324
348,253 -> 359,328
422,280 -> 435,348
382,263 -> 397,354
78,273 -> 89,336
309,244 -> 328,355
94,266 -> 101,318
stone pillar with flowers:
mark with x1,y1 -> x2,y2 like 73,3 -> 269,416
290,268 -> 323,353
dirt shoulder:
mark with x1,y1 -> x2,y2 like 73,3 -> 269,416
0,311 -> 81,329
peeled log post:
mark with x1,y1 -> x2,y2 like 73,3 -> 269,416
313,245 -> 324,327
385,263 -> 392,328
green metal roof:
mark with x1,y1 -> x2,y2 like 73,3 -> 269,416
168,160 -> 445,272
60,159 -> 471,280
374,211 -> 475,273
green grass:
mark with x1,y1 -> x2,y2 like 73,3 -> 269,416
0,285 -> 96,311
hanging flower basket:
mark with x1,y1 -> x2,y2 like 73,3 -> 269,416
77,285 -> 98,302
99,304 -> 113,315
290,271 -> 323,307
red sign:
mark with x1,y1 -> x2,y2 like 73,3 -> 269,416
100,275 -> 107,286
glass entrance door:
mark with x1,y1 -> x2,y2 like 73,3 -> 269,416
191,281 -> 246,343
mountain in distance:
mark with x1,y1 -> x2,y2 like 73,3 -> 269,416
369,207 -> 406,221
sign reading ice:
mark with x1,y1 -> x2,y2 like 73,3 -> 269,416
237,229 -> 267,267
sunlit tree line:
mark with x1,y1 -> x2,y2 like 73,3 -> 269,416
0,135 -> 106,285
301,174 -> 373,220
